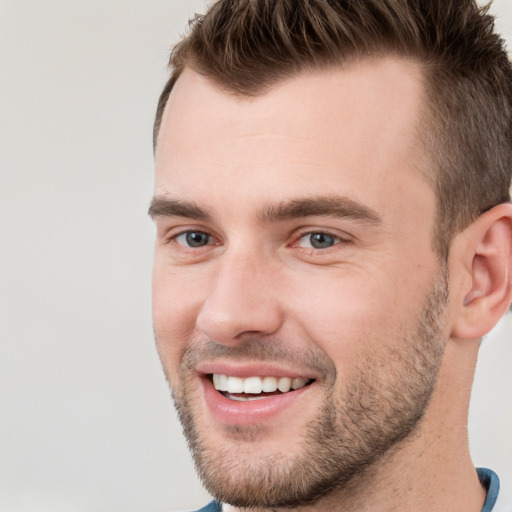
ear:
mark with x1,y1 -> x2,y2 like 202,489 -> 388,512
451,203 -> 512,340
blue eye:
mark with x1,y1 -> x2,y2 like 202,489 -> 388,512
176,231 -> 212,248
298,232 -> 339,249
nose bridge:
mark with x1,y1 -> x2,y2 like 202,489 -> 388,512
196,244 -> 282,344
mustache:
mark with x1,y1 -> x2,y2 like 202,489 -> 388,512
179,337 -> 336,377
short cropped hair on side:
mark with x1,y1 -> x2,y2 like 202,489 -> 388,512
153,0 -> 512,259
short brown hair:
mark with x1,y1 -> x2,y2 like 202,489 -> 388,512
154,0 -> 512,257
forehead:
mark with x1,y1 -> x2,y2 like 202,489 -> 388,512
154,57 -> 432,228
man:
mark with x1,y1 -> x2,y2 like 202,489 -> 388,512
149,1 -> 512,510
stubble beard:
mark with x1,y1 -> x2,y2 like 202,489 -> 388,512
167,269 -> 449,509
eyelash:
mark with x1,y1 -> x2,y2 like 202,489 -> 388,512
167,228 -> 349,252
169,229 -> 218,249
291,230 -> 349,251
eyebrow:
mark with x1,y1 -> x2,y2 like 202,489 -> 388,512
259,196 -> 382,225
148,197 -> 212,221
148,194 -> 382,225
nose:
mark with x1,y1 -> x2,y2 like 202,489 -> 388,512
196,250 -> 284,345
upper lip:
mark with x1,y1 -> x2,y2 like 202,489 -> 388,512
197,360 -> 318,380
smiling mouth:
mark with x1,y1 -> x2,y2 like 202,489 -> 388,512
210,374 -> 314,401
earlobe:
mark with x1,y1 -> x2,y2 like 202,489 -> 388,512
451,203 -> 512,340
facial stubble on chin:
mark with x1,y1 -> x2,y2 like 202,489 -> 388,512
164,269 -> 449,509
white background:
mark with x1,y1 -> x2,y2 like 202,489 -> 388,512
1,1 -> 511,511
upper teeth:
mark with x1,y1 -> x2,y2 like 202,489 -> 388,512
212,374 -> 309,394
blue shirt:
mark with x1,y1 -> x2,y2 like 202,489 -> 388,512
193,467 -> 500,512
478,467 -> 500,512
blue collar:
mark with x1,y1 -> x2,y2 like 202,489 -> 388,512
477,467 -> 500,512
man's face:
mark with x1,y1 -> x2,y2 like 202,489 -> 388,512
152,58 -> 449,507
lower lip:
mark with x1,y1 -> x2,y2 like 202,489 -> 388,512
201,378 -> 313,426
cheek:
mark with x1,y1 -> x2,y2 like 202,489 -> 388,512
286,266 -> 427,369
151,263 -> 207,369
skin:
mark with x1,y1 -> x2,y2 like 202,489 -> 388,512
151,57 -> 512,511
